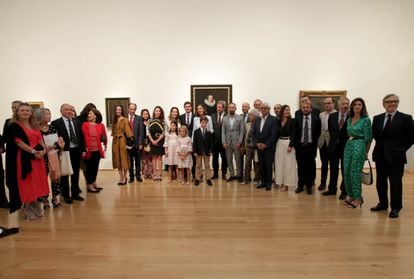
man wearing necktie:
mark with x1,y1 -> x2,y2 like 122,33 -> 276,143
371,94 -> 414,218
52,104 -> 84,204
211,101 -> 227,179
127,103 -> 144,183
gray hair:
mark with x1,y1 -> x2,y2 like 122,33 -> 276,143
248,109 -> 259,117
34,108 -> 50,123
382,94 -> 399,103
261,102 -> 270,109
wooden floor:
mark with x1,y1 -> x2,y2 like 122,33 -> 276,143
1,170 -> 414,279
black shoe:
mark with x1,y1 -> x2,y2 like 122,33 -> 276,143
318,184 -> 326,191
0,202 -> 10,209
295,187 -> 304,193
211,175 -> 219,179
94,186 -> 103,190
72,195 -> 85,201
322,190 -> 337,196
226,176 -> 236,182
0,226 -> 19,238
64,197 -> 73,204
256,184 -> 266,189
389,209 -> 400,218
194,180 -> 200,186
207,180 -> 213,186
128,178 -> 134,183
338,192 -> 347,200
87,188 -> 100,193
306,188 -> 313,195
137,177 -> 143,183
370,204 -> 388,212
265,185 -> 272,191
237,177 -> 243,183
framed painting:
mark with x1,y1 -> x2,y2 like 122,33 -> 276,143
191,84 -> 232,115
27,102 -> 44,110
299,90 -> 347,112
105,97 -> 130,127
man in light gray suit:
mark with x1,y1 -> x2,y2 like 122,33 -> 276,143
222,103 -> 245,182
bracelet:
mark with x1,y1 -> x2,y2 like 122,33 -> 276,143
31,149 -> 35,154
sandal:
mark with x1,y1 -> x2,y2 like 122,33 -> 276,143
52,198 -> 62,208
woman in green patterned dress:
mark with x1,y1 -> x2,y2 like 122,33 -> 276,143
343,98 -> 372,208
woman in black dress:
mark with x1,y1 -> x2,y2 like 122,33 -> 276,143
147,106 -> 166,181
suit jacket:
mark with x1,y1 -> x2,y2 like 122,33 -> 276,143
180,113 -> 195,137
294,108 -> 321,119
252,114 -> 279,152
328,111 -> 348,155
192,128 -> 214,155
211,112 -> 227,144
221,114 -> 245,147
130,114 -> 144,148
240,112 -> 250,124
51,117 -> 84,153
293,114 -> 321,157
372,111 -> 414,164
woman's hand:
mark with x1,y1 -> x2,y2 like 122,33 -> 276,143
57,137 -> 65,149
287,147 -> 293,153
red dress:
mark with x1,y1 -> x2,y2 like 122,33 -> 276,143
15,124 -> 49,203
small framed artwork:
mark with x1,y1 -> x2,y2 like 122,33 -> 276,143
27,102 -> 44,110
191,84 -> 232,115
105,97 -> 130,127
299,90 -> 347,112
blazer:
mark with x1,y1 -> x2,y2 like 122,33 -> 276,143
81,122 -> 107,159
179,113 -> 195,137
130,114 -> 145,148
294,107 -> 321,119
293,114 -> 321,157
328,111 -> 348,155
211,112 -> 227,144
51,117 -> 84,152
221,114 -> 245,147
192,128 -> 214,155
372,111 -> 414,164
252,114 -> 279,152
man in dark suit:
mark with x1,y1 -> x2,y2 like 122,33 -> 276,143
180,101 -> 196,178
52,103 -> 84,204
294,95 -> 321,118
252,102 -> 278,191
211,101 -> 227,180
294,102 -> 321,195
192,117 -> 214,186
127,103 -> 144,183
371,94 -> 414,218
323,97 -> 350,199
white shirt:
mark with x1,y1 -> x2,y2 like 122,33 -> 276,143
383,111 -> 397,128
228,114 -> 235,129
260,114 -> 268,132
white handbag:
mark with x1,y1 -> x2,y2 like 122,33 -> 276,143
59,151 -> 73,176
361,159 -> 373,185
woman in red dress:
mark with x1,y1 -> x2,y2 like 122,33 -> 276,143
9,103 -> 50,220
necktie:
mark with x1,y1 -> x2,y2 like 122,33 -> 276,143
186,114 -> 190,125
129,116 -> 134,129
303,116 -> 309,144
384,114 -> 392,133
68,119 -> 78,145
339,113 -> 345,129
202,129 -> 205,139
218,113 -> 222,126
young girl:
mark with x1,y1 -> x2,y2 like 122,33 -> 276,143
176,126 -> 193,184
163,121 -> 179,182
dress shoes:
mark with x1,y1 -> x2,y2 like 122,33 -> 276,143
128,178 -> 134,183
237,177 -> 243,183
256,184 -> 266,189
211,175 -> 219,180
87,188 -> 100,193
226,176 -> 236,182
317,184 -> 326,191
194,180 -> 200,186
64,197 -> 73,204
338,192 -> 347,200
0,202 -> 10,209
322,190 -> 337,196
72,195 -> 85,201
389,209 -> 400,218
265,185 -> 272,191
295,187 -> 304,193
306,188 -> 313,195
137,177 -> 143,183
370,204 -> 388,212
206,180 -> 213,186
0,226 -> 19,238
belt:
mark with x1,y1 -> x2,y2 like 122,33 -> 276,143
348,136 -> 364,141
279,137 -> 290,140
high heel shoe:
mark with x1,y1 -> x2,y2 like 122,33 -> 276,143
93,183 -> 103,190
348,199 -> 364,208
52,198 -> 62,208
87,187 -> 100,193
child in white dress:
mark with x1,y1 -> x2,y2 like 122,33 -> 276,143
176,126 -> 193,184
163,121 -> 179,182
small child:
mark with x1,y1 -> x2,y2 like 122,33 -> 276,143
192,116 -> 213,186
163,121 -> 179,182
176,126 -> 193,184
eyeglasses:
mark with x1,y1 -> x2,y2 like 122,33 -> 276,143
384,100 -> 399,104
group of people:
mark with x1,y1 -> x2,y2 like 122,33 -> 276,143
0,93 -> 413,221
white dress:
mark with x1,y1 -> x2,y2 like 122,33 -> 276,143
163,133 -> 179,165
176,136 -> 193,168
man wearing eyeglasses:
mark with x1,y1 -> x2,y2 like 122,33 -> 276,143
371,94 -> 414,218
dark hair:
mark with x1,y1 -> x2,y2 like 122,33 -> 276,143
279,105 -> 291,121
199,116 -> 209,123
196,104 -> 206,117
169,121 -> 178,135
168,107 -> 180,123
349,97 -> 368,118
112,105 -> 126,127
90,109 -> 103,123
152,106 -> 165,120
183,101 -> 192,107
140,109 -> 150,121
79,103 -> 96,120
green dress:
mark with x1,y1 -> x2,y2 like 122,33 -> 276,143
343,117 -> 372,199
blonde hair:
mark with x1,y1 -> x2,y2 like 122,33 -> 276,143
179,125 -> 188,137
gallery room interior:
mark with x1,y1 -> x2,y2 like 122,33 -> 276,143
1,0 -> 413,278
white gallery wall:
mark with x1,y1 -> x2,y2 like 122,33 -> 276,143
1,0 -> 413,169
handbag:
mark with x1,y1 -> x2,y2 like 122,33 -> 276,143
59,151 -> 73,176
361,159 -> 373,185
